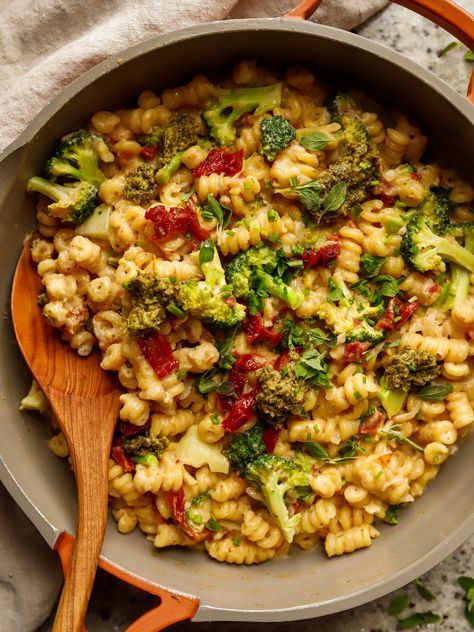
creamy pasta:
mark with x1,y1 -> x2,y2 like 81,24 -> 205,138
25,60 -> 474,565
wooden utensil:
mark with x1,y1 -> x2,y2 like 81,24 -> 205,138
11,241 -> 122,632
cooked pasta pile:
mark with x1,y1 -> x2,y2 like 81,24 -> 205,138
26,60 -> 474,564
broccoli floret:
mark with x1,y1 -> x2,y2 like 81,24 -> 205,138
123,163 -> 158,205
126,274 -> 171,335
127,243 -> 245,330
155,152 -> 185,185
122,435 -> 169,459
278,117 -> 380,221
45,131 -> 106,188
245,454 -> 311,542
203,84 -> 282,146
384,347 -> 440,392
316,296 -> 386,345
326,92 -> 360,125
141,112 -> 203,164
226,423 -> 267,472
260,115 -> 296,162
225,244 -> 304,311
256,363 -> 309,428
176,240 -> 246,327
400,193 -> 474,274
26,177 -> 98,224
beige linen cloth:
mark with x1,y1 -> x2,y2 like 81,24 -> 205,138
0,0 -> 387,630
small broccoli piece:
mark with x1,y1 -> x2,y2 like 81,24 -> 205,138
141,112 -> 203,164
316,301 -> 386,345
127,243 -> 245,330
278,117 -> 380,221
203,83 -> 282,146
245,454 -> 311,542
123,163 -> 158,205
400,196 -> 474,274
155,152 -> 184,185
126,274 -> 172,335
377,376 -> 407,417
326,92 -> 360,124
26,177 -> 98,224
256,363 -> 309,428
176,240 -> 246,327
45,131 -> 106,188
260,115 -> 296,162
226,423 -> 267,472
122,435 -> 169,459
225,244 -> 304,311
225,244 -> 277,295
437,222 -> 474,310
384,347 -> 440,392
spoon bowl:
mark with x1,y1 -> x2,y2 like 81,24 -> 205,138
11,240 -> 122,632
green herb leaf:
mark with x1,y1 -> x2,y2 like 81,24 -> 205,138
189,491 -> 210,507
303,441 -> 330,460
327,277 -> 345,302
206,516 -> 224,532
195,369 -> 221,394
397,611 -> 440,628
374,274 -> 400,298
465,49 -> 474,62
415,579 -> 437,601
300,130 -> 332,151
294,349 -> 332,388
204,194 -> 232,228
215,330 -> 238,370
417,383 -> 454,401
458,576 -> 474,625
324,182 -> 347,214
295,180 -> 322,214
199,240 -> 215,265
384,504 -> 400,525
388,593 -> 409,616
306,327 -> 335,346
438,41 -> 458,57
338,438 -> 366,459
361,253 -> 388,277
232,537 -> 241,547
380,424 -> 424,453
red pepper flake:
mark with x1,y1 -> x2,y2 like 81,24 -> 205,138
222,385 -> 258,432
302,240 -> 341,268
411,171 -> 422,181
140,145 -> 158,161
139,332 -> 178,378
427,283 -> 441,295
344,341 -> 370,363
263,427 -> 280,453
145,197 -> 209,243
118,417 -> 151,437
376,297 -> 419,331
360,410 -> 385,436
111,445 -> 135,473
243,313 -> 283,346
192,148 -> 243,177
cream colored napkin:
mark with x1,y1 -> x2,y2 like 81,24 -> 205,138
0,0 -> 387,154
0,1 -> 387,630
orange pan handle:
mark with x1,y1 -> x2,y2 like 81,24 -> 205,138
286,0 -> 474,104
56,533 -> 199,632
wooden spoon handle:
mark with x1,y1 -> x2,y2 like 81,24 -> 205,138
52,395 -> 114,632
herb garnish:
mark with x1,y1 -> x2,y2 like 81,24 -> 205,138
417,383 -> 454,401
300,130 -> 332,151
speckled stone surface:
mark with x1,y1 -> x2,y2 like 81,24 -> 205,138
37,3 -> 474,631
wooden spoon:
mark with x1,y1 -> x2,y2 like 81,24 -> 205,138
11,241 -> 122,632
